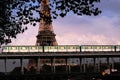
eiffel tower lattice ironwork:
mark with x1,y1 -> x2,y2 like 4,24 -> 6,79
36,0 -> 58,46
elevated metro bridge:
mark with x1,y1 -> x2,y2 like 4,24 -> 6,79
0,45 -> 120,59
1,45 -> 120,80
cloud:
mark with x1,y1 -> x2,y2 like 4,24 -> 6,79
54,15 -> 120,45
10,15 -> 120,45
9,0 -> 120,46
10,24 -> 38,45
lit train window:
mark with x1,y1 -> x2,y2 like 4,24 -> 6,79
38,46 -> 42,49
102,46 -> 110,49
49,46 -> 55,49
16,46 -> 28,52
47,46 -> 58,52
66,46 -> 79,52
69,46 -> 75,49
92,46 -> 102,51
3,46 -> 9,52
38,46 -> 42,52
87,46 -> 92,49
9,47 -> 12,50
44,46 -> 49,49
29,46 -> 39,52
95,46 -> 101,49
21,46 -> 28,50
31,46 -> 38,49
101,46 -> 113,51
11,47 -> 17,50
57,46 -> 66,52
58,46 -> 65,49
44,46 -> 49,52
116,46 -> 120,51
3,47 -> 7,50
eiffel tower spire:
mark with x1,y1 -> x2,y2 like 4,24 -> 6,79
36,0 -> 58,46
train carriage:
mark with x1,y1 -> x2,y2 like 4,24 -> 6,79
81,45 -> 115,52
1,45 -> 119,53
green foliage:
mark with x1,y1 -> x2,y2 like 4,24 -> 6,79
0,0 -> 101,46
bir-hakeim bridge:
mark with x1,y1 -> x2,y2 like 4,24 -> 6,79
0,0 -> 120,80
0,45 -> 120,80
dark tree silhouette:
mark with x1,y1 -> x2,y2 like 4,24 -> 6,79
0,0 -> 101,46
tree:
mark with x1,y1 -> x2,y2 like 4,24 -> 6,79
0,0 -> 101,46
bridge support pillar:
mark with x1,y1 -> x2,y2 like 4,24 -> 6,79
20,58 -> 24,74
93,58 -> 96,72
51,58 -> 55,73
107,57 -> 109,65
79,58 -> 81,72
37,58 -> 41,73
51,58 -> 53,72
53,58 -> 56,73
98,58 -> 100,72
65,58 -> 68,73
83,58 -> 86,72
111,58 -> 114,69
4,59 -> 7,74
68,58 -> 71,73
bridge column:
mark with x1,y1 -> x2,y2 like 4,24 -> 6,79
68,58 -> 71,73
111,57 -> 114,69
79,58 -> 82,72
98,58 -> 100,72
4,59 -> 7,74
107,57 -> 109,65
51,58 -> 53,72
51,58 -> 55,73
93,58 -> 96,72
53,58 -> 56,73
20,58 -> 24,74
83,58 -> 86,72
37,58 -> 41,73
65,58 -> 68,73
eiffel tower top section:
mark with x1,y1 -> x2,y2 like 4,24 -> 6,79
39,0 -> 53,32
36,0 -> 58,46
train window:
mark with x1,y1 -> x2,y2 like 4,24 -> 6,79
44,46 -> 49,49
28,46 -> 32,49
69,46 -> 75,49
95,46 -> 101,49
102,46 -> 110,49
87,46 -> 92,49
49,46 -> 56,49
58,46 -> 65,49
19,47 -> 22,50
116,46 -> 120,51
31,46 -> 38,50
2,47 -> 8,52
38,46 -> 42,49
3,47 -> 8,50
9,47 -> 12,50
21,47 -> 28,50
11,47 -> 17,50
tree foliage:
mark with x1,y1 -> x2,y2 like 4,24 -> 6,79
0,0 -> 101,46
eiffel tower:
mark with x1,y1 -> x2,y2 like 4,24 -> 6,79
27,0 -> 64,71
36,0 -> 58,46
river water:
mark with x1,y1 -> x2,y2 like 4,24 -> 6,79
0,59 -> 29,72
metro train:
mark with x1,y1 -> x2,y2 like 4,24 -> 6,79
1,45 -> 120,53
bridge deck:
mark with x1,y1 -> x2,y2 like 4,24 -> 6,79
0,51 -> 120,59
